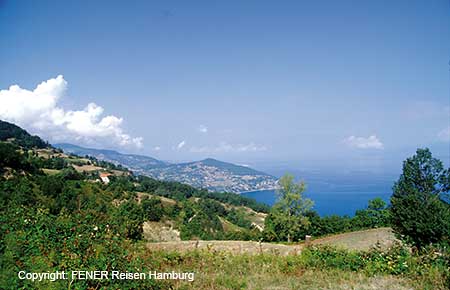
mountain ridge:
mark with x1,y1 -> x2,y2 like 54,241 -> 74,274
56,143 -> 278,193
0,120 -> 49,149
55,143 -> 168,170
181,158 -> 269,176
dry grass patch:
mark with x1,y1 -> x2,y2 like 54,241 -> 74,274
35,148 -> 66,159
182,269 -> 415,290
136,192 -> 177,206
72,164 -> 104,172
143,221 -> 181,242
148,240 -> 302,255
238,206 -> 267,229
42,168 -> 61,175
311,227 -> 399,251
149,228 -> 399,255
142,250 -> 424,290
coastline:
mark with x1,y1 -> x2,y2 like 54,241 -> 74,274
237,187 -> 279,195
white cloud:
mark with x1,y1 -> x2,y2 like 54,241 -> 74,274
343,135 -> 384,149
0,75 -> 143,148
177,140 -> 186,150
190,142 -> 268,153
438,127 -> 450,142
198,125 -> 208,133
153,146 -> 161,151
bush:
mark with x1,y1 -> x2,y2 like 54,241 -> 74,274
114,200 -> 145,240
142,197 -> 164,222
226,209 -> 252,229
299,243 -> 450,285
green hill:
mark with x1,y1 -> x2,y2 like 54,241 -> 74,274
55,143 -> 167,169
145,158 -> 278,193
1,121 -> 269,238
188,158 -> 268,176
0,120 -> 48,149
56,143 -> 279,193
0,121 -> 448,289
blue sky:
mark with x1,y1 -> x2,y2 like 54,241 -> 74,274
0,0 -> 449,172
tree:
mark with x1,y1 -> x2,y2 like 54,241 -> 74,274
390,148 -> 450,250
366,198 -> 389,227
368,197 -> 386,211
142,197 -> 164,222
0,143 -> 22,170
115,200 -> 145,240
264,174 -> 313,242
352,198 -> 390,229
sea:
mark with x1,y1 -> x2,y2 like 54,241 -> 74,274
242,171 -> 397,217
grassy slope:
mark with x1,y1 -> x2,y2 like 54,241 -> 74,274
148,227 -> 398,254
144,229 -> 443,290
182,268 -> 415,290
136,192 -> 267,242
141,248 -> 434,290
310,227 -> 399,251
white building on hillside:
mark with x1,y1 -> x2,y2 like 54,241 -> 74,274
99,172 -> 111,184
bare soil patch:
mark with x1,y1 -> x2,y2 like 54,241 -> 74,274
148,228 -> 399,255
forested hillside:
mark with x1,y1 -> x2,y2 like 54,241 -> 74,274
1,120 -> 448,289
56,142 -> 168,169
56,143 -> 279,193
0,120 -> 48,149
0,121 -> 274,287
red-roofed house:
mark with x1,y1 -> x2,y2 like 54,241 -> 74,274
99,172 -> 111,184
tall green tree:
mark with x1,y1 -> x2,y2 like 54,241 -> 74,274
390,148 -> 450,250
352,198 -> 390,229
264,174 -> 313,242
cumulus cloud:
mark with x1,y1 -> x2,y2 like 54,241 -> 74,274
198,125 -> 208,133
343,135 -> 384,149
438,127 -> 450,142
190,142 -> 268,153
0,75 -> 143,148
177,140 -> 186,150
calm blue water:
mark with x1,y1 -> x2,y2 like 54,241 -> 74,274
243,189 -> 392,217
242,173 -> 395,216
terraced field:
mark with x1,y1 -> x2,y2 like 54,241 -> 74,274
147,227 -> 399,254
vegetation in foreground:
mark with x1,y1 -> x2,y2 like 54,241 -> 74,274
3,241 -> 449,289
151,244 -> 449,290
391,148 -> 450,250
0,119 -> 449,289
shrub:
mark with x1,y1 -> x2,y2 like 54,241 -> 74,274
142,197 -> 164,222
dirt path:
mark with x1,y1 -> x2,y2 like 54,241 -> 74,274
310,227 -> 398,251
147,240 -> 302,255
147,227 -> 398,255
